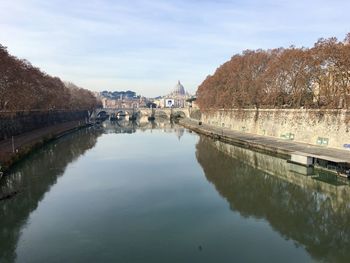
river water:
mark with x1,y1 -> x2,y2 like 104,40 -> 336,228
0,120 -> 349,263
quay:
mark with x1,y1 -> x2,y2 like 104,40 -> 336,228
179,118 -> 350,176
0,121 -> 90,173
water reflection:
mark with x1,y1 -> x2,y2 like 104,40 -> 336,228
0,128 -> 103,262
103,118 -> 185,140
1,124 -> 349,263
0,122 -> 188,262
195,136 -> 350,263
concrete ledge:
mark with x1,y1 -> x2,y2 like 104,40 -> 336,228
0,121 -> 91,173
179,118 -> 350,169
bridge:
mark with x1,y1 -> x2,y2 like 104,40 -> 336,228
92,107 -> 190,120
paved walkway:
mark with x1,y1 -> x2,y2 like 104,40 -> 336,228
0,121 -> 84,169
179,118 -> 350,164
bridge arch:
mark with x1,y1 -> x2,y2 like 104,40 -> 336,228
172,111 -> 186,118
94,107 -> 188,120
116,110 -> 127,116
154,110 -> 168,119
97,110 -> 108,118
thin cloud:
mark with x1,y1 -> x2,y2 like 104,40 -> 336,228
0,0 -> 349,97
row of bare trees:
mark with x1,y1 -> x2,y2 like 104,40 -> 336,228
0,45 -> 101,111
197,34 -> 350,110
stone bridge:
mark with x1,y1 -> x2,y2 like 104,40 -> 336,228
92,107 -> 190,119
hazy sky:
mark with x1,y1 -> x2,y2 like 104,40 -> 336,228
0,0 -> 349,97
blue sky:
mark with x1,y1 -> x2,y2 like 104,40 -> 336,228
0,0 -> 349,97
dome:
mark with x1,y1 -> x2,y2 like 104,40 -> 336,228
172,80 -> 185,96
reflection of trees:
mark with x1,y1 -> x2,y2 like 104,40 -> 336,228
196,136 -> 350,263
0,128 -> 102,262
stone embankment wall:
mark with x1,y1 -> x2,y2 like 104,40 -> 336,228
0,110 -> 89,141
209,138 -> 350,203
201,109 -> 350,150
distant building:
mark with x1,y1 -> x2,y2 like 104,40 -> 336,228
101,97 -> 148,109
154,81 -> 192,108
98,90 -> 148,109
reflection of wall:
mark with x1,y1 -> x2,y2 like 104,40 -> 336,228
0,128 -> 102,262
202,109 -> 350,149
195,136 -> 350,262
211,139 -> 349,204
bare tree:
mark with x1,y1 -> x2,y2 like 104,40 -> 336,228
0,45 -> 100,111
197,33 -> 350,110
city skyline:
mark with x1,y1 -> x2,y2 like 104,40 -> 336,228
0,0 -> 349,97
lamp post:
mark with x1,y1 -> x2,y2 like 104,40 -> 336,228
12,136 -> 15,153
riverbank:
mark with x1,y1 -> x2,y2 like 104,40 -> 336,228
200,109 -> 350,150
0,121 -> 91,173
179,118 -> 350,174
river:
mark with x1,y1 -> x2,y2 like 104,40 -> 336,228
0,120 -> 349,263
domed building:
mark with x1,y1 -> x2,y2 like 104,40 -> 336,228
170,81 -> 186,97
155,81 -> 191,108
